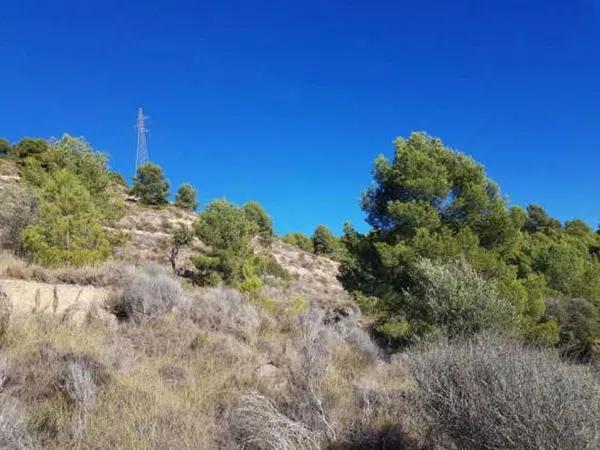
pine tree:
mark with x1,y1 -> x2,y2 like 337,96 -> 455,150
131,163 -> 169,206
174,183 -> 199,210
22,169 -> 111,266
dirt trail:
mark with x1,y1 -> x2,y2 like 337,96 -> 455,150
0,279 -> 108,315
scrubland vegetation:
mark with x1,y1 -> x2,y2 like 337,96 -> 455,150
0,132 -> 599,449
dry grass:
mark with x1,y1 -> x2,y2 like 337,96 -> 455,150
0,274 -> 420,450
1,253 -> 595,449
0,395 -> 34,450
1,253 -> 130,288
406,334 -> 600,450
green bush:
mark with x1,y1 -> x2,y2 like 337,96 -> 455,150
193,199 -> 287,287
0,138 -> 11,157
12,138 -> 49,160
109,171 -> 128,188
404,259 -> 516,339
242,201 -> 274,241
174,183 -> 198,211
22,169 -> 111,267
340,132 -> 600,351
131,163 -> 169,206
0,184 -> 37,255
283,232 -> 313,252
546,297 -> 600,361
18,135 -> 124,224
311,225 -> 337,255
193,199 -> 257,285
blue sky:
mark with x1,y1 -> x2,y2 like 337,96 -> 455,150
1,0 -> 599,235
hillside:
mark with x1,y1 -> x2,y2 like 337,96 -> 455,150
1,155 -> 353,319
1,137 -> 599,450
111,194 -> 354,314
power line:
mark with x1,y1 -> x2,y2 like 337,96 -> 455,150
135,107 -> 149,173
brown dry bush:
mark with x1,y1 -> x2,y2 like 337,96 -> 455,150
0,395 -> 35,450
3,258 -> 130,288
6,341 -> 109,445
109,264 -> 190,322
406,333 -> 600,450
190,286 -> 261,342
0,283 -> 12,344
229,391 -> 321,450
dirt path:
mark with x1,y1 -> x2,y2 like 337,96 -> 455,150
0,278 -> 108,315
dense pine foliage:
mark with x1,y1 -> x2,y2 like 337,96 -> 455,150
340,132 -> 600,359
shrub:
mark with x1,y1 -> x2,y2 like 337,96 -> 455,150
285,311 -> 337,440
312,225 -> 337,255
0,396 -> 35,450
63,354 -> 108,440
18,135 -> 125,223
282,232 -> 313,252
229,391 -> 320,450
242,201 -> 274,241
12,138 -> 49,160
174,183 -> 198,211
21,169 -> 111,267
169,224 -> 195,275
130,163 -> 169,206
0,139 -> 11,158
405,258 -> 516,338
406,334 -> 600,450
190,286 -> 260,341
0,184 -> 37,255
193,199 -> 257,285
109,171 -> 128,188
0,283 -> 12,344
333,321 -> 380,364
546,297 -> 600,361
110,264 -> 190,322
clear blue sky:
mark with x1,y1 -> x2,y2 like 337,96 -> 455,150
1,1 -> 599,235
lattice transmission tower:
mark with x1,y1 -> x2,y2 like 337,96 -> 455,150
135,107 -> 149,172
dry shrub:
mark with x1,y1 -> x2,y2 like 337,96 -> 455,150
333,321 -> 380,365
3,258 -> 130,288
0,357 -> 8,390
7,343 -> 109,444
0,283 -> 12,343
284,311 -> 338,440
62,354 -> 108,409
229,391 -> 320,450
10,345 -> 109,406
406,334 -> 600,449
0,396 -> 35,450
118,315 -> 199,358
64,356 -> 104,441
190,286 -> 260,342
329,384 -> 416,450
110,264 -> 190,322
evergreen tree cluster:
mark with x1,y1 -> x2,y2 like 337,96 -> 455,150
340,132 -> 600,359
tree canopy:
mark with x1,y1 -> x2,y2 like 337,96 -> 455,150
312,225 -> 337,255
0,138 -> 11,157
131,163 -> 170,206
22,169 -> 111,267
341,132 -> 600,357
242,201 -> 274,241
174,183 -> 199,210
282,232 -> 313,252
